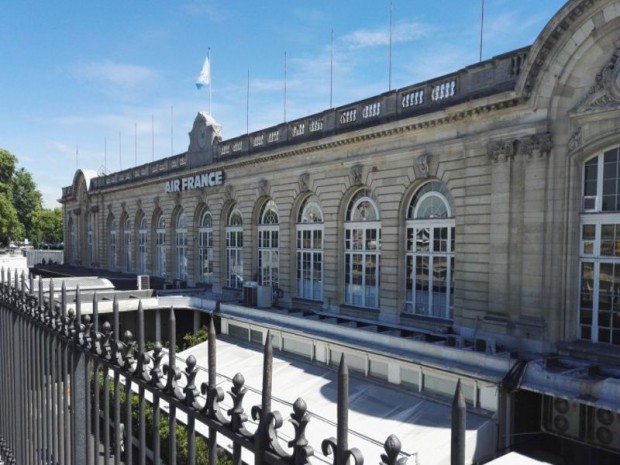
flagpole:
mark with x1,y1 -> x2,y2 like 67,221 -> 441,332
119,130 -> 122,170
170,105 -> 174,156
479,0 -> 485,62
208,47 -> 212,115
246,69 -> 250,135
389,1 -> 393,91
151,115 -> 154,161
134,122 -> 137,166
330,29 -> 334,108
104,136 -> 107,172
284,51 -> 287,123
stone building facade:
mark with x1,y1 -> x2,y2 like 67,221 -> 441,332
61,0 -> 620,459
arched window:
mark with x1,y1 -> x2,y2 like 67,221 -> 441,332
176,213 -> 188,281
199,211 -> 214,284
138,217 -> 147,274
405,181 -> 455,319
155,214 -> 166,278
579,148 -> 620,345
226,209 -> 244,288
109,218 -> 118,271
258,200 -> 279,289
296,197 -> 324,300
124,217 -> 132,272
344,189 -> 381,308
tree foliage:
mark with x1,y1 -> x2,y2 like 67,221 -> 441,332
11,168 -> 43,239
30,208 -> 63,246
0,194 -> 24,244
0,149 -> 17,187
0,148 -> 58,247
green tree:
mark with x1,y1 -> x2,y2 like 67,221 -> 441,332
11,168 -> 43,239
0,194 -> 24,245
30,208 -> 63,246
0,149 -> 17,188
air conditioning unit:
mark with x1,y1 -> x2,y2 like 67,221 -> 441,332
137,275 -> 150,290
590,408 -> 620,451
542,396 -> 584,440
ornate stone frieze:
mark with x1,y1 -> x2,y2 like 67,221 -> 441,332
488,132 -> 552,162
415,153 -> 431,178
350,164 -> 363,186
299,172 -> 310,193
573,47 -> 620,114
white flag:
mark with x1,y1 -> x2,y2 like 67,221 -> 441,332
196,57 -> 210,89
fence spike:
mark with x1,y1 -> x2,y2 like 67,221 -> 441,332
451,379 -> 466,465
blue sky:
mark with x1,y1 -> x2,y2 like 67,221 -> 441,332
1,0 -> 566,208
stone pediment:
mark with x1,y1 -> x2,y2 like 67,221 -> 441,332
572,47 -> 620,115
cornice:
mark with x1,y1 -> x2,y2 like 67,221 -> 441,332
223,97 -> 522,170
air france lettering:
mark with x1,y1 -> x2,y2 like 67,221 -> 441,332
164,170 -> 224,193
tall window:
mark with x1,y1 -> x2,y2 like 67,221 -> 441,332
344,190 -> 381,308
155,214 -> 166,278
176,213 -> 188,281
258,200 -> 279,289
405,181 -> 455,319
109,219 -> 118,271
87,213 -> 94,267
199,211 -> 214,284
296,198 -> 324,300
124,218 -> 132,272
138,217 -> 147,274
226,209 -> 244,288
579,148 -> 620,345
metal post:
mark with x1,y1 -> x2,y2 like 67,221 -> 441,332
168,308 -> 177,465
451,380 -> 466,465
208,318 -> 218,465
137,301 -> 146,465
254,331 -> 273,465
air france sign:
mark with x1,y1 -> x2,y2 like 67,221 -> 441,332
164,170 -> 224,193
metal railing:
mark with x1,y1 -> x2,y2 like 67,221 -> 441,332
0,267 -> 467,465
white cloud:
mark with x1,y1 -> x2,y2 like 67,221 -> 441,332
72,60 -> 159,91
342,20 -> 432,49
181,0 -> 222,19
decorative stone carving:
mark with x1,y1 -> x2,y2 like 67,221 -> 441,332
225,184 -> 235,202
350,164 -> 363,186
299,172 -> 310,193
487,140 -> 516,163
121,201 -> 127,212
258,179 -> 270,197
416,153 -> 431,178
573,47 -> 620,114
488,132 -> 552,162
568,127 -> 582,151
136,199 -> 142,210
517,133 -> 553,158
153,196 -> 160,208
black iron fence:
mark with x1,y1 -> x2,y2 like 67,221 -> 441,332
0,268 -> 467,465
